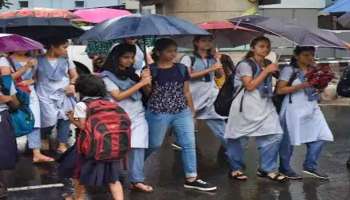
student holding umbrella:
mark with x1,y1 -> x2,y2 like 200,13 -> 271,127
224,36 -> 286,182
180,35 -> 227,155
8,51 -> 55,163
277,46 -> 334,180
101,43 -> 153,193
36,38 -> 78,154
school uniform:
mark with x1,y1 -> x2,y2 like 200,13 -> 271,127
10,58 -> 42,149
101,70 -> 149,184
279,66 -> 334,173
225,59 -> 283,173
0,58 -> 17,170
35,56 -> 76,144
181,55 -> 227,146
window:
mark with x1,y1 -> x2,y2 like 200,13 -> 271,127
19,1 -> 29,8
75,1 -> 84,8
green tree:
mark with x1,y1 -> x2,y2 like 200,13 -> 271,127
0,0 -> 12,9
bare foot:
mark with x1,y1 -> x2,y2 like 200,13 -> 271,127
33,153 -> 55,163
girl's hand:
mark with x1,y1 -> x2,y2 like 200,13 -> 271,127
66,111 -> 74,121
140,75 -> 152,86
141,68 -> 151,79
64,85 -> 75,96
265,63 -> 279,73
211,63 -> 223,72
25,59 -> 37,69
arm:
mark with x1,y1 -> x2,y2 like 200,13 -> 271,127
68,68 -> 79,84
7,95 -> 20,109
0,95 -> 12,104
241,63 -> 278,91
276,80 -> 310,95
184,81 -> 195,115
110,81 -> 147,101
189,63 -> 222,79
11,59 -> 37,80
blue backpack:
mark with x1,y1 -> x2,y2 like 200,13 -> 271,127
1,74 -> 35,137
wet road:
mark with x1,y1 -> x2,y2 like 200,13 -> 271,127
4,106 -> 350,200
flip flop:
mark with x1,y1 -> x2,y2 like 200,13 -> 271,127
257,169 -> 288,183
228,171 -> 248,181
130,182 -> 154,193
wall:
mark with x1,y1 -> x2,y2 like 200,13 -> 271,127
260,0 -> 326,8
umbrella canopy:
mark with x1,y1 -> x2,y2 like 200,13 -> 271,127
338,13 -> 350,28
199,21 -> 261,47
79,14 -> 210,42
0,8 -> 76,19
73,8 -> 132,24
0,33 -> 43,52
0,17 -> 85,41
230,15 -> 347,49
322,0 -> 350,13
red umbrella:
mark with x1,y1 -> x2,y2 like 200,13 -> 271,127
73,8 -> 132,24
0,8 -> 76,19
199,20 -> 261,47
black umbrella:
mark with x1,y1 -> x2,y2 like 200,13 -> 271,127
80,14 -> 210,65
230,15 -> 347,49
0,17 -> 85,41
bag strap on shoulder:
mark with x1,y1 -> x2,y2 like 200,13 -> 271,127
287,68 -> 298,104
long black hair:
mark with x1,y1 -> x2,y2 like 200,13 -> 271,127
102,43 -> 139,81
192,35 -> 214,59
290,46 -> 316,67
244,36 -> 271,59
151,38 -> 177,62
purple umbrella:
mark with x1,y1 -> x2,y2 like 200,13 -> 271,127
0,33 -> 43,52
230,15 -> 347,49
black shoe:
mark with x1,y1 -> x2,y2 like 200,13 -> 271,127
184,179 -> 217,192
302,169 -> 329,180
281,170 -> 302,180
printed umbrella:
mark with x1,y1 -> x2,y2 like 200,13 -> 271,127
230,15 -> 347,49
0,33 -> 43,52
0,17 -> 85,41
73,8 -> 132,24
0,8 -> 76,19
177,20 -> 261,48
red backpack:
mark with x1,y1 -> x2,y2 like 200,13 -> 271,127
77,98 -> 131,161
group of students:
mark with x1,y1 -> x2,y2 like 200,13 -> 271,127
0,35 -> 334,200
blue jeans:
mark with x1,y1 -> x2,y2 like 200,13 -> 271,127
279,132 -> 326,172
204,119 -> 227,147
226,134 -> 282,173
146,108 -> 197,178
279,133 -> 325,173
41,119 -> 71,144
129,148 -> 146,183
27,128 -> 41,149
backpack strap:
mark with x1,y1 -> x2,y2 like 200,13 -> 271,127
175,63 -> 187,79
287,68 -> 298,104
236,58 -> 259,112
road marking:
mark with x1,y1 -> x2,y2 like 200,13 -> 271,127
8,183 -> 64,192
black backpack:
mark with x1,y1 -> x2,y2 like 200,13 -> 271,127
337,66 -> 350,97
272,67 -> 298,113
214,59 -> 258,116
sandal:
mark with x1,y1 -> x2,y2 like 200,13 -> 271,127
228,171 -> 248,181
257,169 -> 288,183
130,182 -> 154,193
33,155 -> 55,163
